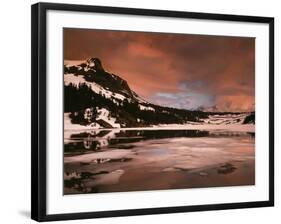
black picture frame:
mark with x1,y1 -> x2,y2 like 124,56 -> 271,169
31,2 -> 274,222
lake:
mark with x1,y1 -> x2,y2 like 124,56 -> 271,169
64,129 -> 255,194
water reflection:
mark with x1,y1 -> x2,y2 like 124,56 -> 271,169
64,130 -> 219,153
64,129 -> 255,194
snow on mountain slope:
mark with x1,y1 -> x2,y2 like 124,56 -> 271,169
201,113 -> 249,125
96,108 -> 121,128
64,73 -> 126,104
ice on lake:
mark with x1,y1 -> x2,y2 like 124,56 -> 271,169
64,129 -> 255,194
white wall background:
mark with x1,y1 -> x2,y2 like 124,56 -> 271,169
0,0 -> 279,223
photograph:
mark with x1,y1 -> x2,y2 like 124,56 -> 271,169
63,28 -> 255,195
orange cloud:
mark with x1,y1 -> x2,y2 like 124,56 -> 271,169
64,28 -> 255,112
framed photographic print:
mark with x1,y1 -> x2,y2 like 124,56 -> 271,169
31,2 -> 274,222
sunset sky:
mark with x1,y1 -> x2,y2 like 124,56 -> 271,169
64,28 -> 255,112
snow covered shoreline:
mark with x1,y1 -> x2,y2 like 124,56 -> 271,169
65,126 -> 254,132
65,123 -> 255,132
64,112 -> 255,133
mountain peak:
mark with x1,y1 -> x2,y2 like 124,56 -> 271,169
86,57 -> 104,72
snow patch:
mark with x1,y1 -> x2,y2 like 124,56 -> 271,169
139,104 -> 155,111
96,108 -> 121,128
